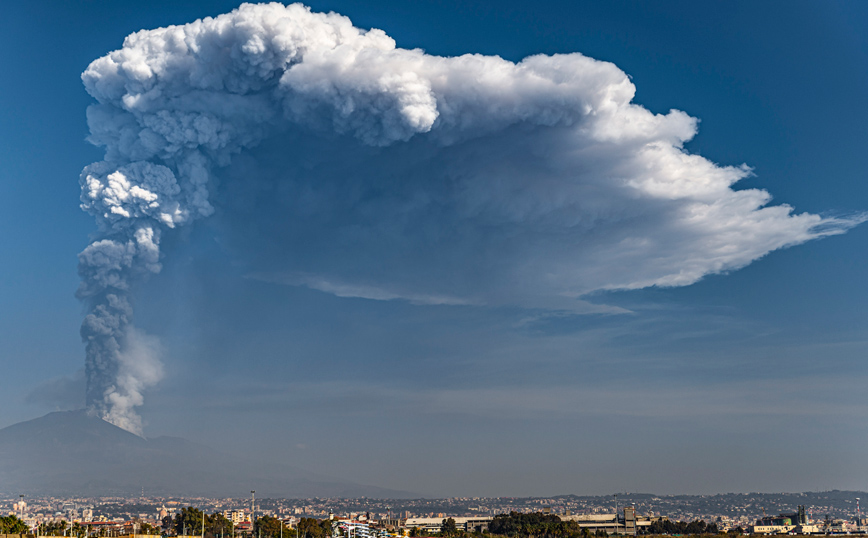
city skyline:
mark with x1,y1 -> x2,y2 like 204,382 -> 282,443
4,490 -> 868,532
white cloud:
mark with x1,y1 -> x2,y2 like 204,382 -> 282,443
82,2 -> 863,307
77,2 -> 864,427
246,272 -> 473,305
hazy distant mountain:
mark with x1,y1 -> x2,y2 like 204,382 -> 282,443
0,410 -> 415,498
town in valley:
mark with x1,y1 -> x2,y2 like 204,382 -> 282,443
3,492 -> 867,537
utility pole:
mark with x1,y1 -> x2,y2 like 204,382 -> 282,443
613,494 -> 619,533
251,491 -> 256,538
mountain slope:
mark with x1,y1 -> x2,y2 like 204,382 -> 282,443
0,410 -> 414,498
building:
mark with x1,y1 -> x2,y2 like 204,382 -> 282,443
560,510 -> 658,535
749,506 -> 812,535
403,517 -> 492,534
623,507 -> 637,536
336,520 -> 372,538
224,510 -> 247,525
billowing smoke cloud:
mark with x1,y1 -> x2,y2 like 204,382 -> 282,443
78,2 -> 862,432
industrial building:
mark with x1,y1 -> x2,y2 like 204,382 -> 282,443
749,505 -> 823,535
560,507 -> 659,535
403,517 -> 492,534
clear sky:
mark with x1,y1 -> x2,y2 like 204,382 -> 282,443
1,0 -> 867,496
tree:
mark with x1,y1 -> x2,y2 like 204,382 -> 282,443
296,518 -> 331,538
255,516 -> 289,538
488,512 -> 581,538
175,507 -> 206,536
207,513 -> 235,538
0,515 -> 29,535
320,519 -> 334,538
39,520 -> 70,536
441,519 -> 459,537
647,518 -> 718,536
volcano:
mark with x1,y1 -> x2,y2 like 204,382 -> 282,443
0,410 -> 414,498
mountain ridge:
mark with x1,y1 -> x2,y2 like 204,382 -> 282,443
0,410 -> 416,498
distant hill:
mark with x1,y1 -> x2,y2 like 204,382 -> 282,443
0,410 -> 415,498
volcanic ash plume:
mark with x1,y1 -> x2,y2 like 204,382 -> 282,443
77,2 -> 862,433
77,162 -> 199,433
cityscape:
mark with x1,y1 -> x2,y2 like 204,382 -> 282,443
4,492 -> 868,536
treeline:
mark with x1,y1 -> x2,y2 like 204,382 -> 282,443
34,521 -> 126,537
409,514 -> 596,538
256,516 -> 332,538
413,513 -> 725,538
171,507 -> 234,537
36,521 -> 67,536
489,512 -> 722,538
0,510 -> 333,538
0,515 -> 29,534
488,512 -> 595,538
168,508 -> 330,538
647,519 -> 719,535
36,521 -> 74,536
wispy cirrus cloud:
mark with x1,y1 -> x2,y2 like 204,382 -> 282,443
246,271 -> 473,306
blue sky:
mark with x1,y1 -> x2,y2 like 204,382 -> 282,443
1,0 -> 867,496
